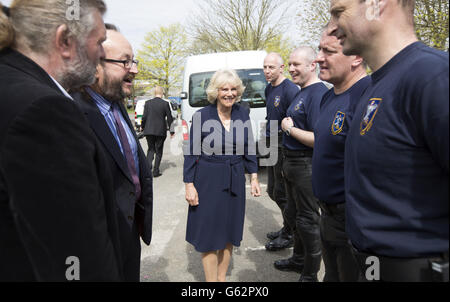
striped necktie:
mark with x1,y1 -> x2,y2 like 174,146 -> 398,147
112,105 -> 141,201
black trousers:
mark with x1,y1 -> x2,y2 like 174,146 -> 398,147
352,247 -> 449,282
283,152 -> 321,275
145,135 -> 166,173
117,214 -> 142,282
266,136 -> 290,233
319,201 -> 361,282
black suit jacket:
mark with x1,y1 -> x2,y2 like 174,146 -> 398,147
142,97 -> 174,137
72,90 -> 153,247
0,48 -> 123,281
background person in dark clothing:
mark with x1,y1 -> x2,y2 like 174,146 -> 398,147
263,52 -> 300,251
313,29 -> 369,282
280,47 -> 329,282
142,86 -> 175,177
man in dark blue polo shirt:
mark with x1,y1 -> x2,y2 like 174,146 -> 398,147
329,0 -> 449,281
263,52 -> 300,251
279,47 -> 328,281
313,29 -> 370,282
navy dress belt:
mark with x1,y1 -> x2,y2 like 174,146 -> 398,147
200,156 -> 243,196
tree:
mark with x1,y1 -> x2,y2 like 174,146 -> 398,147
415,0 -> 449,51
187,0 -> 293,53
265,34 -> 295,76
295,0 -> 330,48
136,23 -> 187,96
296,0 -> 449,51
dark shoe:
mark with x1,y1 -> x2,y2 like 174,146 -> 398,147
265,235 -> 293,251
267,226 -> 292,240
274,257 -> 304,273
153,171 -> 162,178
266,229 -> 283,240
299,252 -> 321,282
298,274 -> 318,282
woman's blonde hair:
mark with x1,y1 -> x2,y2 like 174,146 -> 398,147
0,0 -> 106,52
206,69 -> 246,104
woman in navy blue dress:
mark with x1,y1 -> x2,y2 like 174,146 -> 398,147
184,69 -> 261,282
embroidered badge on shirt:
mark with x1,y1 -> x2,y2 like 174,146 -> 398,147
360,98 -> 382,136
331,111 -> 346,135
274,96 -> 281,108
294,99 -> 304,111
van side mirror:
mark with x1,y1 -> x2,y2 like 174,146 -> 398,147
180,92 -> 188,100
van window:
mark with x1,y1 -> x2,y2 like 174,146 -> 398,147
189,69 -> 267,108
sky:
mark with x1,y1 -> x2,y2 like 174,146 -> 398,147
102,0 -> 198,51
3,0 -> 302,53
3,0 -> 198,52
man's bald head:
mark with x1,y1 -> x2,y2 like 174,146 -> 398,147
94,28 -> 137,103
102,30 -> 133,58
288,46 -> 320,88
265,52 -> 284,67
264,52 -> 286,86
291,47 -> 317,66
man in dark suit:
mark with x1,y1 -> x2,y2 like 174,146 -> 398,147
72,26 -> 153,282
0,1 -> 124,281
142,86 -> 175,177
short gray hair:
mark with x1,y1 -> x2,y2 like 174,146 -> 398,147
265,52 -> 284,67
206,69 -> 246,104
292,46 -> 317,65
2,0 -> 106,52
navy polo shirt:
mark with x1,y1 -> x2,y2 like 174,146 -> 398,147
283,82 -> 328,151
265,79 -> 300,137
345,42 -> 449,258
312,76 -> 370,204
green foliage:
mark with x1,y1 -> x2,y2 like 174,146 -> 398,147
295,0 -> 330,48
415,0 -> 449,51
265,34 -> 295,77
136,23 -> 188,95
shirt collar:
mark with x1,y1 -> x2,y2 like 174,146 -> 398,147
85,86 -> 114,114
49,75 -> 73,100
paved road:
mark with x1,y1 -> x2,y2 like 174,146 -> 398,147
135,118 -> 324,282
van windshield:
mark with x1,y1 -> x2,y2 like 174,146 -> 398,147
189,69 -> 267,108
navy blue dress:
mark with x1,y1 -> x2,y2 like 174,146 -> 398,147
183,104 -> 258,253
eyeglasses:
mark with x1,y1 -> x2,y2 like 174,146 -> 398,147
101,58 -> 139,69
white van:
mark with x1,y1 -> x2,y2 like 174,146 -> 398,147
134,98 -> 146,131
180,51 -> 267,150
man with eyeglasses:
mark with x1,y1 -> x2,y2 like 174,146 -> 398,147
71,24 -> 153,282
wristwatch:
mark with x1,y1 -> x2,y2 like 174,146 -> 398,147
285,125 -> 294,136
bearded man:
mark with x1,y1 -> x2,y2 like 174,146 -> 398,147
71,25 -> 153,282
0,0 -> 125,281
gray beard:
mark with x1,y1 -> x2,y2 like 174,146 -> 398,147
60,44 -> 97,91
